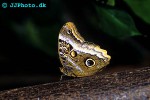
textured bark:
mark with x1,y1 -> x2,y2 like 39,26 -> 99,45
0,67 -> 150,100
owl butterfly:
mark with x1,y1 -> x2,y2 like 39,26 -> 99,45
58,22 -> 111,77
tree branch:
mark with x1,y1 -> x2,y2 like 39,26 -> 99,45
0,67 -> 150,100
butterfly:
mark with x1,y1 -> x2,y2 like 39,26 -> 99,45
58,22 -> 111,77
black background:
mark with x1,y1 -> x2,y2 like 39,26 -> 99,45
0,0 -> 149,91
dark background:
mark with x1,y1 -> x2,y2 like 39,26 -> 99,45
0,0 -> 149,91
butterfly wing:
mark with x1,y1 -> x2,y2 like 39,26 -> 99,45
58,22 -> 111,77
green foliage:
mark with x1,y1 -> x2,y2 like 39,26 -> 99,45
107,0 -> 115,6
124,0 -> 150,24
11,0 -> 63,57
12,20 -> 59,57
11,0 -> 148,56
92,6 -> 141,39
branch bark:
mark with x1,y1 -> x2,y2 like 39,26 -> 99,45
0,67 -> 150,100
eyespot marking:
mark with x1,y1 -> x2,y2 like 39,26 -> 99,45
70,50 -> 77,58
67,29 -> 72,34
85,58 -> 95,67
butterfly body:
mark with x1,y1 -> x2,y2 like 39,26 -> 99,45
58,22 -> 111,77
